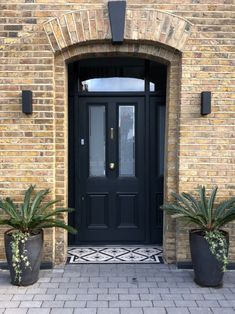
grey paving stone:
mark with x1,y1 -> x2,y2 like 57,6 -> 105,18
203,293 -> 225,300
166,308 -> 190,314
120,309 -> 143,314
51,277 -> 70,283
46,288 -> 68,294
12,294 -> 34,301
98,294 -> 118,301
41,300 -> 64,307
64,300 -> 86,307
0,294 -> 12,300
140,294 -> 161,301
80,283 -> 99,288
39,282 -> 59,288
175,300 -> 197,307
211,308 -> 235,314
99,282 -> 118,288
19,301 -> 42,308
74,308 -> 95,314
50,309 -> 74,314
219,300 -> 235,307
74,310 -> 96,314
143,309 -> 166,314
25,288 -> 47,294
189,309 -> 213,314
4,309 -> 28,314
87,300 -> 108,308
90,277 -> 108,283
129,288 -> 149,294
131,301 -> 153,307
182,294 -> 204,300
55,294 -> 76,300
0,301 -> 20,308
196,300 -> 220,307
67,288 -> 88,294
152,300 -> 175,307
33,294 -> 55,300
143,307 -> 166,314
108,277 -> 127,282
161,293 -> 183,300
109,288 -> 128,294
109,300 -> 131,307
98,309 -> 119,314
76,294 -> 97,301
119,294 -> 140,301
88,288 -> 108,294
27,309 -> 51,314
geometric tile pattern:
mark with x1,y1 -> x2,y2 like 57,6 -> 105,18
67,246 -> 164,264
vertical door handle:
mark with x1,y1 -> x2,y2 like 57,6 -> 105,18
109,163 -> 115,170
110,128 -> 114,140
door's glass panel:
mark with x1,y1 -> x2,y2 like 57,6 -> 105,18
89,106 -> 106,177
82,77 -> 145,92
119,106 -> 135,176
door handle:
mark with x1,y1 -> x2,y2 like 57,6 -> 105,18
109,162 -> 115,170
110,128 -> 114,140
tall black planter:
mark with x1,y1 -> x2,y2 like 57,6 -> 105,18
4,230 -> 43,286
189,229 -> 229,287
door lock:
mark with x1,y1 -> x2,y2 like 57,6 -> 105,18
109,163 -> 115,170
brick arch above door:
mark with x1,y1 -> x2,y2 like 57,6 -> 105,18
43,8 -> 193,53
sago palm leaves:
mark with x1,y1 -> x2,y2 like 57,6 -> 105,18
161,186 -> 235,231
0,185 -> 77,234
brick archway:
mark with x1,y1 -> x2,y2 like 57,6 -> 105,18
43,7 -> 193,264
44,8 -> 193,54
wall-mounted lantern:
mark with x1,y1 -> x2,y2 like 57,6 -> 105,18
108,0 -> 126,44
201,91 -> 211,115
22,90 -> 33,114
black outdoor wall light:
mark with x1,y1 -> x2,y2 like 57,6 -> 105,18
201,91 -> 211,115
108,0 -> 126,44
22,90 -> 33,114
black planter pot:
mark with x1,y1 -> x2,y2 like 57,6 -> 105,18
4,230 -> 43,286
189,229 -> 229,287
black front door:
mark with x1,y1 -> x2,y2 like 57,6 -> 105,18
75,96 -> 146,242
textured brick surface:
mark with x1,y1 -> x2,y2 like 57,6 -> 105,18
0,0 -> 234,265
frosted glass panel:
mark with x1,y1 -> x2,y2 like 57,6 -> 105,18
89,106 -> 106,177
119,106 -> 135,176
82,77 -> 145,92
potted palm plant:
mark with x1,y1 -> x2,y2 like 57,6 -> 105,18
161,186 -> 235,287
0,185 -> 77,286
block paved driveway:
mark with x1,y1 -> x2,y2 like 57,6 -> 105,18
0,263 -> 235,313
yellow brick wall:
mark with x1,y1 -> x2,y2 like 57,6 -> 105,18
0,0 -> 234,264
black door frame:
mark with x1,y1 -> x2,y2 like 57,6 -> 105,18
68,58 -> 166,245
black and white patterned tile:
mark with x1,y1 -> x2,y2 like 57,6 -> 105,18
67,246 -> 164,264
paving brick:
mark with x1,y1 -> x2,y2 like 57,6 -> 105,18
64,300 -> 86,307
98,309 -> 119,314
87,301 -> 108,307
41,300 -> 64,307
19,301 -> 42,308
76,294 -> 97,301
51,309 -> 74,314
131,301 -> 153,307
175,300 -> 197,307
55,294 -> 76,300
196,300 -> 220,307
109,300 -> 131,307
33,294 -> 55,301
166,308 -> 190,314
4,310 -> 28,314
143,309 -> 166,314
98,294 -> 118,301
120,309 -> 143,314
12,294 -> 34,301
74,310 -> 96,314
27,310 -> 51,314
211,309 -> 235,314
189,309 -> 213,314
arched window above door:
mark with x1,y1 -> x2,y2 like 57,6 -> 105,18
74,57 -> 167,94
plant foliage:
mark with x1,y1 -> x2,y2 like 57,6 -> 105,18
161,186 -> 235,231
0,185 -> 77,234
161,186 -> 235,271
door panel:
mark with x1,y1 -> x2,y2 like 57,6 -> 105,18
76,97 -> 145,243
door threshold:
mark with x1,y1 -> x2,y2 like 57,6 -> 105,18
67,246 -> 164,264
